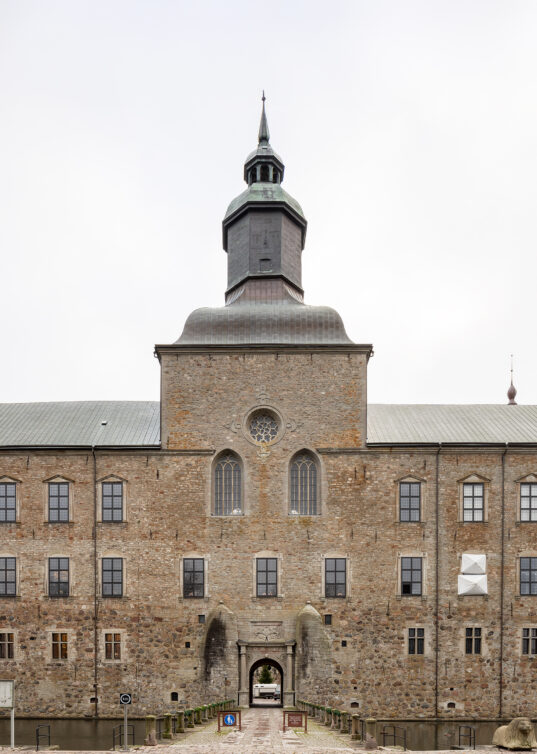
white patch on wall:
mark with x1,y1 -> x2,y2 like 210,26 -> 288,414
458,553 -> 487,595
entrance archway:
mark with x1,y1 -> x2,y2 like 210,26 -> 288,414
249,657 -> 284,707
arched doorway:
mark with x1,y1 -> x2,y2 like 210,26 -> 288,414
249,658 -> 284,707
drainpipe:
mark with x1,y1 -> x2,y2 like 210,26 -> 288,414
499,444 -> 508,718
435,444 -> 441,729
92,446 -> 98,719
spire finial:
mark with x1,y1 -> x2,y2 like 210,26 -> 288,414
258,91 -> 270,145
508,354 -> 518,405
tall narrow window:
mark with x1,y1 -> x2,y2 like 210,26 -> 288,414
102,482 -> 123,522
290,452 -> 318,515
49,558 -> 69,597
105,633 -> 121,660
408,627 -> 424,654
214,453 -> 241,516
400,482 -> 421,522
260,164 -> 270,182
325,558 -> 346,598
521,484 -> 537,522
520,558 -> 537,595
522,627 -> 537,655
256,558 -> 277,597
183,558 -> 204,598
48,482 -> 69,522
0,633 -> 14,659
401,557 -> 422,596
462,483 -> 484,522
0,558 -> 16,597
0,484 -> 16,523
52,632 -> 68,660
465,627 -> 482,654
102,558 -> 123,597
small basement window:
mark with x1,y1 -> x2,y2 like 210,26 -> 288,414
171,692 -> 179,702
324,615 -> 332,625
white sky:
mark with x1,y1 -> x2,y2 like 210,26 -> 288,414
1,0 -> 536,405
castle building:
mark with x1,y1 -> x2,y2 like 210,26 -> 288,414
2,100 -> 537,719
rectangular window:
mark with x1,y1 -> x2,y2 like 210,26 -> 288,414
105,632 -> 121,660
408,627 -> 424,654
48,482 -> 69,523
102,558 -> 123,597
102,482 -> 123,522
49,558 -> 69,597
183,558 -> 204,598
462,483 -> 484,522
52,632 -> 68,660
521,484 -> 537,522
256,558 -> 277,597
0,484 -> 16,523
0,558 -> 16,597
401,557 -> 422,596
465,627 -> 482,654
325,558 -> 347,598
0,633 -> 14,659
520,557 -> 537,596
400,482 -> 421,522
522,627 -> 537,655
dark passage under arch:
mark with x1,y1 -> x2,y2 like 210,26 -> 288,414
249,657 -> 284,707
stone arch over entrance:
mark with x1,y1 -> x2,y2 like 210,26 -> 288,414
237,639 -> 296,708
249,657 -> 284,707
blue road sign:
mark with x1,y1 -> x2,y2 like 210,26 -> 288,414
224,714 -> 236,726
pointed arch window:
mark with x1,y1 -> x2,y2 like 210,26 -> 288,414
290,451 -> 318,515
214,452 -> 242,516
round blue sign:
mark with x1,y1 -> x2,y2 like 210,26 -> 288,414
224,714 -> 236,726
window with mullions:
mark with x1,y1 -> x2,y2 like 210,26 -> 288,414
49,558 -> 69,597
256,558 -> 277,597
520,557 -> 537,595
290,452 -> 318,515
462,483 -> 484,522
183,558 -> 204,598
102,482 -> 123,522
400,482 -> 420,522
401,557 -> 422,596
408,627 -> 424,654
0,633 -> 14,659
102,558 -> 123,597
521,484 -> 537,522
0,558 -> 16,597
214,453 -> 241,516
522,627 -> 537,655
325,558 -> 346,598
52,632 -> 68,660
465,627 -> 482,654
105,632 -> 121,660
48,482 -> 69,522
0,484 -> 16,523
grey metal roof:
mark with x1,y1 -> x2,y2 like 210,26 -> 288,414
224,182 -> 305,222
0,401 -> 160,447
367,404 -> 537,444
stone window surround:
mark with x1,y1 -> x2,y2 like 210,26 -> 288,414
396,552 -> 428,600
515,473 -> 537,524
43,475 -> 74,524
0,629 -> 16,661
517,553 -> 537,598
394,474 -> 427,524
320,552 -> 350,601
0,476 -> 21,524
406,625 -> 428,656
0,555 -> 19,598
457,473 -> 490,523
48,628 -> 75,663
521,626 -> 537,656
100,629 -> 125,663
252,551 -> 283,599
211,449 -> 244,517
461,624 -> 488,656
44,555 -> 73,598
179,553 -> 209,600
96,475 -> 128,523
99,554 -> 126,598
288,448 -> 321,516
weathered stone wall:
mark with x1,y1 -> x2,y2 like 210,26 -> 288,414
1,349 -> 537,719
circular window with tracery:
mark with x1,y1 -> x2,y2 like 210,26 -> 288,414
248,410 -> 280,444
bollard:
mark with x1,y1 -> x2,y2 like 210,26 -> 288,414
186,709 -> 195,728
331,709 -> 338,729
341,712 -> 349,734
176,711 -> 185,734
351,714 -> 361,741
144,715 -> 157,746
162,712 -> 172,739
202,705 -> 208,722
194,707 -> 202,725
325,707 -> 332,726
365,717 -> 377,741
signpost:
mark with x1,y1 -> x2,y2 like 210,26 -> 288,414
217,709 -> 242,732
119,693 -> 132,751
0,681 -> 14,747
283,709 -> 307,733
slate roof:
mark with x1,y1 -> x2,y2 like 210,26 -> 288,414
0,402 -> 536,448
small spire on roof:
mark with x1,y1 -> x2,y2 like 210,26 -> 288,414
258,90 -> 270,145
508,354 -> 517,405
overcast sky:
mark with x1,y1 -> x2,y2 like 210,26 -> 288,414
1,0 -> 536,406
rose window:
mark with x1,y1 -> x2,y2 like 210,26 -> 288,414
249,411 -> 279,444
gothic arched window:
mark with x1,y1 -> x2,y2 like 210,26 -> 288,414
290,451 -> 318,515
214,452 -> 242,516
